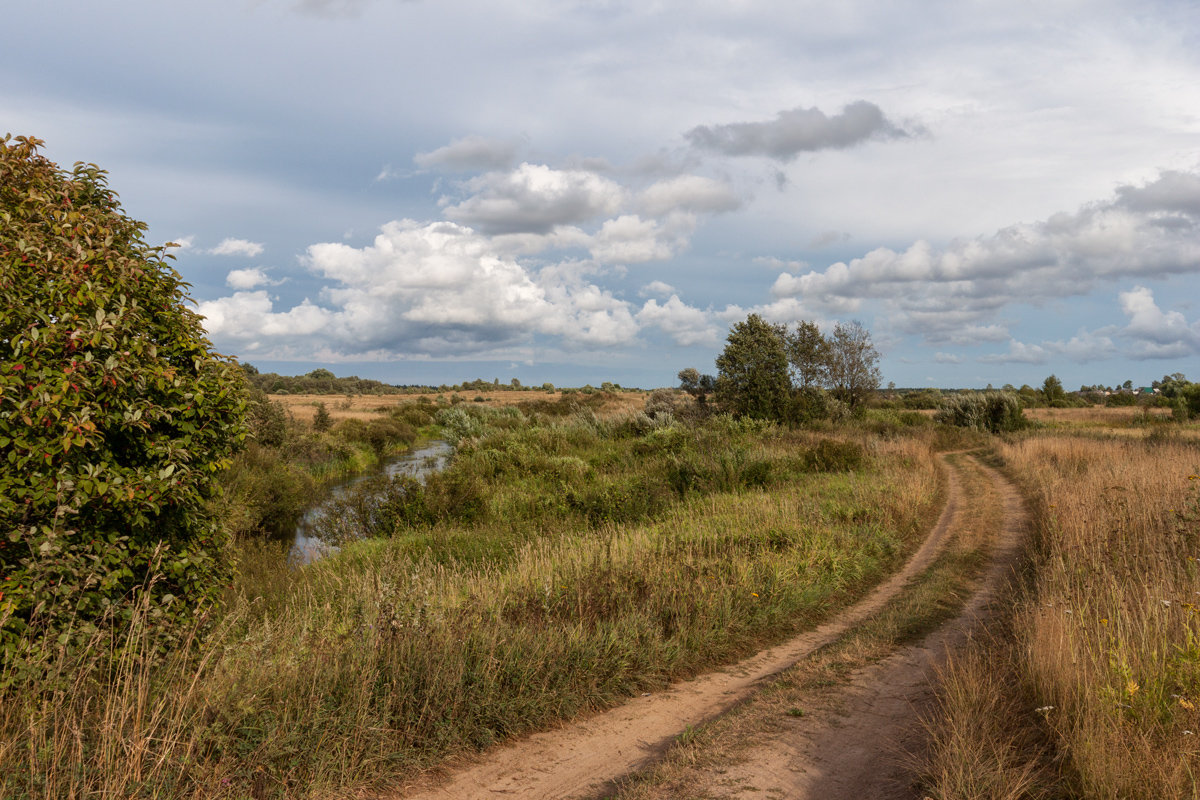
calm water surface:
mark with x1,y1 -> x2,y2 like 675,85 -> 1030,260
289,439 -> 452,565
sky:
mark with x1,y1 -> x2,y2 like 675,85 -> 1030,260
5,0 -> 1200,389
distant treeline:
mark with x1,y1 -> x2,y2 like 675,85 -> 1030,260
241,364 -> 638,396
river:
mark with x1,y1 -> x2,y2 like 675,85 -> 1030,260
289,439 -> 453,565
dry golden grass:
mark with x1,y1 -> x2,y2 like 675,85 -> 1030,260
923,432 -> 1200,798
1023,404 -> 1173,425
273,390 -> 649,423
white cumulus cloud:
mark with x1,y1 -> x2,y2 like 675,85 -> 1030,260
225,268 -> 275,290
210,238 -> 265,257
1119,285 -> 1200,357
415,135 -> 520,172
200,219 -> 646,360
441,163 -> 625,235
770,168 -> 1200,345
638,175 -> 741,217
637,295 -> 718,346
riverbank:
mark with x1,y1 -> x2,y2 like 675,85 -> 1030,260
215,395 -> 438,541
290,439 -> 453,565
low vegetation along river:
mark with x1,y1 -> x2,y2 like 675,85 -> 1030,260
289,439 -> 453,565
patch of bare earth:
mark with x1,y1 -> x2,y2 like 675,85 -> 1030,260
380,451 -> 1028,800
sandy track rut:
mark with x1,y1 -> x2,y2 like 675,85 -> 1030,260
693,455 -> 1029,799
386,452 -> 1018,800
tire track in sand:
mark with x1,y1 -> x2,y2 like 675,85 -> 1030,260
662,454 -> 1030,799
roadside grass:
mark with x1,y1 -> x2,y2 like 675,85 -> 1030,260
607,452 -> 1002,800
921,432 -> 1200,799
0,411 -> 942,800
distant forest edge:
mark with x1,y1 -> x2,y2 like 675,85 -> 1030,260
243,363 -> 1194,411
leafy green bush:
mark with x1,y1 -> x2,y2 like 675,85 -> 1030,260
1180,384 -> 1200,420
391,403 -> 435,429
0,135 -> 246,655
934,391 -> 1026,434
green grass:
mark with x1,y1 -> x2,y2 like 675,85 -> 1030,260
2,408 -> 943,799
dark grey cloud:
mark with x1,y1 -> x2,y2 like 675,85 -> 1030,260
1115,169 -> 1200,215
685,101 -> 908,161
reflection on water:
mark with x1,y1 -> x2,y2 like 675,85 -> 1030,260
289,440 -> 452,566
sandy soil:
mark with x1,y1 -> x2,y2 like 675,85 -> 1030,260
381,451 -> 1018,800
687,457 -> 1029,799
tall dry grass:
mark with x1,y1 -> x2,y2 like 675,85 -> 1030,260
923,432 -> 1200,798
2,423 -> 940,799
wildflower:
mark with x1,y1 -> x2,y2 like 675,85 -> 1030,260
1164,600 -> 1173,607
1189,475 -> 1198,481
1182,698 -> 1196,711
1100,618 -> 1109,625
1035,705 -> 1055,713
751,592 -> 759,597
1127,680 -> 1140,696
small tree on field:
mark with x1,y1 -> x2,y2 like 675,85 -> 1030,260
678,367 -> 715,405
0,135 -> 246,653
825,320 -> 881,409
1041,374 -> 1066,407
714,314 -> 792,420
313,401 -> 333,431
787,320 -> 830,390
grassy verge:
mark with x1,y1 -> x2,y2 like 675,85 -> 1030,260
921,430 -> 1200,798
1,408 -> 942,799
608,451 -> 1001,799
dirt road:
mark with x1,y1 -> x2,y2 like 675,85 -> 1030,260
387,452 -> 1027,800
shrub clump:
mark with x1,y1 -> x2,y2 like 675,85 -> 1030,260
934,391 -> 1026,433
0,135 -> 246,655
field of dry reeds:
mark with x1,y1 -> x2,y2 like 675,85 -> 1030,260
923,429 -> 1200,797
273,389 -> 649,425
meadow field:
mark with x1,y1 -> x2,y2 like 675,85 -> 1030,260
6,398 -> 1200,799
272,389 -> 650,425
0,398 -> 944,799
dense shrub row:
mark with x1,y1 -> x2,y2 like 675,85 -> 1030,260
934,391 -> 1027,433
